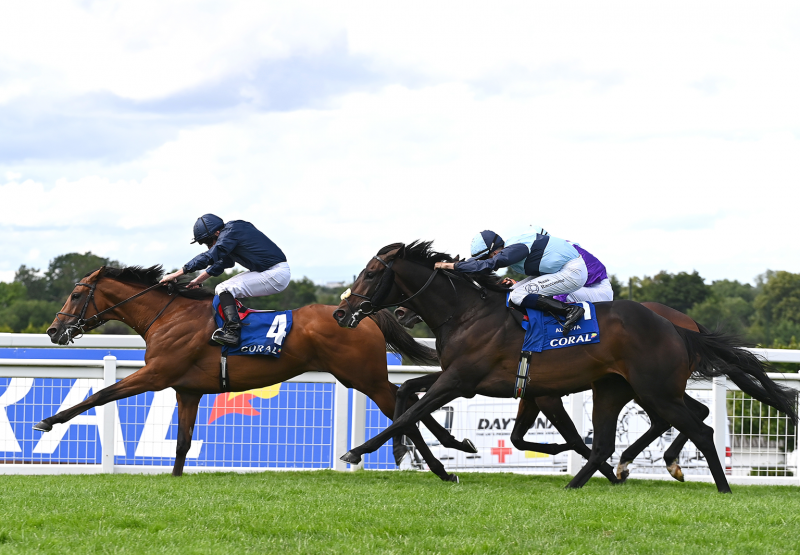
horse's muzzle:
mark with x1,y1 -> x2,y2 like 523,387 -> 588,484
332,308 -> 361,329
47,324 -> 71,345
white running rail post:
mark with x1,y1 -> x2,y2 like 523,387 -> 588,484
101,356 -> 116,474
711,376 -> 727,471
350,390 -> 367,470
567,391 -> 585,476
332,381 -> 349,471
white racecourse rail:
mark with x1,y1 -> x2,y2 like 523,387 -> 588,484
0,334 -> 798,486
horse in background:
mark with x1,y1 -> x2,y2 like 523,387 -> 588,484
394,303 -> 711,482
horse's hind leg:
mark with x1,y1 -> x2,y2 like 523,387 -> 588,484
509,398 -> 590,456
567,379 -> 631,489
173,390 -> 203,477
34,366 -> 167,431
643,395 -> 730,493
661,395 -> 711,482
536,396 -> 621,484
616,394 -> 709,482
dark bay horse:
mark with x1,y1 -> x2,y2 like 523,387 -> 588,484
39,265 -> 475,481
394,303 -> 710,482
333,241 -> 798,493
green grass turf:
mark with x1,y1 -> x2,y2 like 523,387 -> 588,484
0,471 -> 797,554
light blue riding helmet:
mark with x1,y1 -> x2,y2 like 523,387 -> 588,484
470,230 -> 504,259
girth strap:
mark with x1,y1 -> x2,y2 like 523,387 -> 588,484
220,354 -> 230,392
513,351 -> 533,399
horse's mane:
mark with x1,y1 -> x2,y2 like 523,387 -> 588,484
384,240 -> 509,292
90,266 -> 215,300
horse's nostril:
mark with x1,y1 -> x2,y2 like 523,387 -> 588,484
395,309 -> 406,318
46,327 -> 57,337
332,310 -> 345,321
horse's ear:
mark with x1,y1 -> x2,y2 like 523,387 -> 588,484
454,255 -> 461,262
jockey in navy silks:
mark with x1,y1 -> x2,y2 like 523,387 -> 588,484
160,214 -> 290,346
435,228 -> 609,334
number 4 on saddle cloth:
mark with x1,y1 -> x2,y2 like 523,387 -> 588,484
211,296 -> 293,357
513,300 -> 600,398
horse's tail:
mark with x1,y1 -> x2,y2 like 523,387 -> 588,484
675,326 -> 799,424
369,309 -> 439,365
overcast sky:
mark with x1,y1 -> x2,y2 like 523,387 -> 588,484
1,1 -> 798,287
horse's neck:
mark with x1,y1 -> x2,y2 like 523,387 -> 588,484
99,284 -> 177,336
400,272 -> 510,343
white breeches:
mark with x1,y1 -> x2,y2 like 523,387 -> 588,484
215,262 -> 291,298
508,257 -> 588,305
562,278 -> 614,303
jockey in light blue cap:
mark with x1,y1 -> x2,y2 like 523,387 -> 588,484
437,228 -> 588,335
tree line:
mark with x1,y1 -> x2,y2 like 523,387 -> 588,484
2,252 -> 800,353
0,252 -> 342,335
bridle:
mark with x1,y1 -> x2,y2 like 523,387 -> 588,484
340,255 -> 486,329
55,280 -> 177,343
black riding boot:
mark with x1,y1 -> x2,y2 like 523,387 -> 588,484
212,292 -> 242,347
519,294 -> 585,336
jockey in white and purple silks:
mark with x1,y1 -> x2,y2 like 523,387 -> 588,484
553,243 -> 613,304
435,227 -> 610,334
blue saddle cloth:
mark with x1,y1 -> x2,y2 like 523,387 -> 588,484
519,301 -> 601,353
212,296 -> 294,357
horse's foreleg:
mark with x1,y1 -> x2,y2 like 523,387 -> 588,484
391,373 -> 443,464
34,367 -> 165,432
173,390 -> 203,477
368,384 -> 459,482
342,372 -> 464,466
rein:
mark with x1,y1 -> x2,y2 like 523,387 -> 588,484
56,281 -> 176,343
341,255 -> 487,329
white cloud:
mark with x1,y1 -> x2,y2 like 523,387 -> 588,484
1,1 -> 799,285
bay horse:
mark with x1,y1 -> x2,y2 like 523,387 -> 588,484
38,265 -> 476,481
333,241 -> 798,492
393,303 -> 710,482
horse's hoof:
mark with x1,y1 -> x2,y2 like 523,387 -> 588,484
616,461 -> 631,481
463,439 -> 478,454
666,461 -> 685,482
617,470 -> 630,484
392,444 -> 409,467
33,421 -> 52,432
341,451 -> 362,465
446,474 -> 459,483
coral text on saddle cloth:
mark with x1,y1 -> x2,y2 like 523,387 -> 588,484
519,300 -> 600,353
212,297 -> 293,356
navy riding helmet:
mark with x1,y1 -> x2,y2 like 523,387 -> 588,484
191,214 -> 225,244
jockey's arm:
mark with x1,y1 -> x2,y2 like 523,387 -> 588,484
187,271 -> 211,289
160,268 -> 185,283
448,244 -> 529,274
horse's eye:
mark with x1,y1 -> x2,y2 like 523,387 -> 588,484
366,271 -> 375,279
71,293 -> 81,300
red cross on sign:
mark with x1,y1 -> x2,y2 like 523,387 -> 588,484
491,439 -> 513,464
